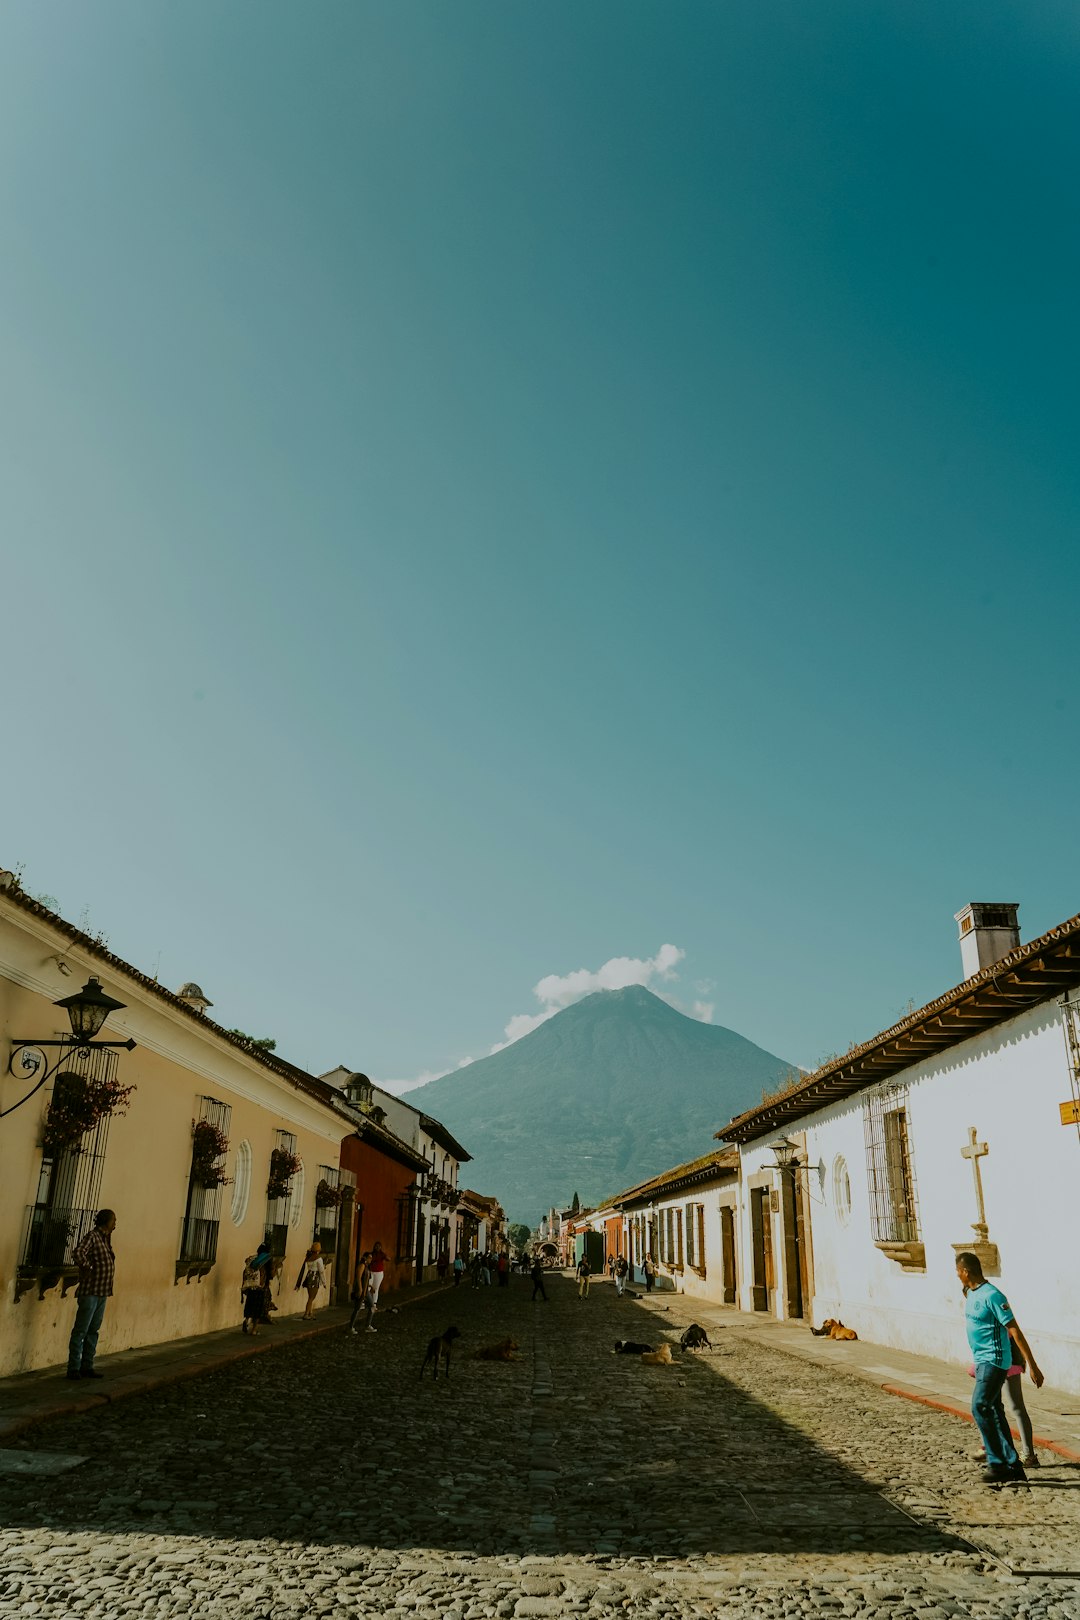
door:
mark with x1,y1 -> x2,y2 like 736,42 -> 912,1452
750,1186 -> 772,1312
720,1205 -> 737,1305
779,1170 -> 804,1319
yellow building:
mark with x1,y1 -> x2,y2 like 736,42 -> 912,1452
0,877 -> 359,1377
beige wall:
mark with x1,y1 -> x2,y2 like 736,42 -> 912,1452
0,900 -> 349,1377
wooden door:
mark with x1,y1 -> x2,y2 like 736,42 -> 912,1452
720,1205 -> 737,1305
750,1186 -> 770,1312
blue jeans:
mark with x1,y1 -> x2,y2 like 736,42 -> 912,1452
972,1362 -> 1018,1468
68,1295 -> 107,1375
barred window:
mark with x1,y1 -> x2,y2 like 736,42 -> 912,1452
179,1096 -> 232,1266
864,1089 -> 921,1243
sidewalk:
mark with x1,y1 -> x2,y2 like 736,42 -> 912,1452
624,1285 -> 1080,1461
0,1281 -> 451,1445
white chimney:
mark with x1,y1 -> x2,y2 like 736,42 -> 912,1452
954,903 -> 1020,979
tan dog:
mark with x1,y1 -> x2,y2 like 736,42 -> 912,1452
811,1318 -> 858,1341
473,1337 -> 521,1361
640,1343 -> 673,1365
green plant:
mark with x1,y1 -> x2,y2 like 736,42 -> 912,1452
228,1029 -> 277,1052
267,1148 -> 302,1201
191,1119 -> 232,1188
43,1072 -> 135,1156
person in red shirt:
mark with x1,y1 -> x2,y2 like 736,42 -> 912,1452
68,1209 -> 116,1380
366,1240 -> 387,1329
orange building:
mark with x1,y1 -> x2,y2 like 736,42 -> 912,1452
338,1123 -> 427,1297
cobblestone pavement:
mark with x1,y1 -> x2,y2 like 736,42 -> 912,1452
2,1276 -> 1079,1619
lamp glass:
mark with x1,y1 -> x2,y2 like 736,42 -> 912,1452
55,977 -> 126,1042
769,1136 -> 798,1171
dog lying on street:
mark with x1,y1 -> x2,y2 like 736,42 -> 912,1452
640,1344 -> 673,1366
811,1318 -> 858,1341
420,1324 -> 461,1380
472,1337 -> 521,1361
679,1324 -> 712,1351
613,1340 -> 654,1355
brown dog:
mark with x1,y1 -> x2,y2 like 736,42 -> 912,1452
640,1343 -> 673,1365
472,1337 -> 521,1362
811,1318 -> 858,1341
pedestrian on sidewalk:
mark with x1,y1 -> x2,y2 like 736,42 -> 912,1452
241,1243 -> 272,1335
643,1254 -> 656,1293
453,1255 -> 464,1287
615,1254 -> 628,1297
956,1251 -> 1044,1486
576,1255 -> 591,1299
530,1256 -> 548,1302
349,1251 -> 372,1335
295,1241 -> 326,1319
67,1209 -> 116,1381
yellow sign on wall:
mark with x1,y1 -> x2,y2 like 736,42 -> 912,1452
1059,1099 -> 1080,1127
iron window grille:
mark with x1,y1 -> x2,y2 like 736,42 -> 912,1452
179,1096 -> 232,1267
266,1129 -> 297,1258
313,1164 -> 341,1256
20,1045 -> 117,1276
1060,993 -> 1080,1146
863,1086 -> 921,1244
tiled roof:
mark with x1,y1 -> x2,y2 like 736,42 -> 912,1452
419,1113 -> 472,1163
720,910 -> 1080,1145
602,1148 -> 739,1210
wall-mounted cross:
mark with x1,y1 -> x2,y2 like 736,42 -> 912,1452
960,1126 -> 990,1241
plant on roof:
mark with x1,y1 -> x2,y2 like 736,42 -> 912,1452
191,1119 -> 232,1189
43,1071 -> 135,1157
267,1148 -> 302,1201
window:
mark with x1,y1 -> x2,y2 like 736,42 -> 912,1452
266,1130 -> 298,1257
685,1203 -> 705,1272
675,1208 -> 684,1269
864,1090 -> 921,1243
832,1156 -> 852,1227
179,1096 -> 232,1267
313,1164 -> 341,1256
230,1140 -> 252,1225
21,1047 -> 118,1273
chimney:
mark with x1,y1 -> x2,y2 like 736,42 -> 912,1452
954,903 -> 1020,979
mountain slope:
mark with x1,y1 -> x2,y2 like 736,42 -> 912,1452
407,986 -> 792,1223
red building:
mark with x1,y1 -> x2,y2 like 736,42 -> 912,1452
338,1118 -> 427,1297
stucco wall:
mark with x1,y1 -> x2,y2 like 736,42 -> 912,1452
737,997 -> 1080,1393
0,902 -> 350,1377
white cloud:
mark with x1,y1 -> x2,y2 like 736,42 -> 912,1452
490,943 -> 686,1053
375,1070 -> 447,1096
692,1001 -> 714,1023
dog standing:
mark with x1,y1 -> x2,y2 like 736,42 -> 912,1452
420,1324 -> 461,1379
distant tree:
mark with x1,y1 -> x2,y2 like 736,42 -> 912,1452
228,1028 -> 277,1052
570,1191 -> 580,1213
508,1222 -> 531,1252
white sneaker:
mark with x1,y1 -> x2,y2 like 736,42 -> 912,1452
349,1328 -> 358,1336
366,1325 -> 377,1333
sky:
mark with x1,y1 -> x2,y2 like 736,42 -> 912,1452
3,2 -> 1079,1094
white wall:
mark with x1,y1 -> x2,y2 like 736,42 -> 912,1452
740,997 -> 1080,1393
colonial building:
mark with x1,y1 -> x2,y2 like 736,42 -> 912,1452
720,903 -> 1080,1394
593,1148 -> 739,1300
0,877 -> 370,1376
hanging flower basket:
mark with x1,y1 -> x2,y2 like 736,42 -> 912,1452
191,1119 -> 232,1188
42,1072 -> 135,1157
314,1179 -> 343,1209
267,1148 -> 302,1201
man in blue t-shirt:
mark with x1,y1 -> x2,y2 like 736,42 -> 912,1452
956,1251 -> 1044,1485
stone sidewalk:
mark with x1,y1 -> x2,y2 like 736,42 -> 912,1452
617,1283 -> 1080,1460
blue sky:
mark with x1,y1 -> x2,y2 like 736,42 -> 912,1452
3,2 -> 1079,1090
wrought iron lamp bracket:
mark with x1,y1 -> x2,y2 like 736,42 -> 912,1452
2,1037 -> 137,1120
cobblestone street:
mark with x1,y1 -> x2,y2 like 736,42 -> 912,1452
2,1276 -> 1079,1619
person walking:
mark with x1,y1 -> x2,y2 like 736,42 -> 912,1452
955,1251 -> 1043,1486
453,1255 -> 464,1287
643,1253 -> 657,1293
530,1256 -> 548,1302
67,1209 -> 116,1380
497,1251 -> 509,1288
241,1241 -> 272,1335
348,1250 -> 372,1335
295,1241 -> 326,1319
615,1254 -> 628,1297
366,1241 -> 387,1326
576,1254 -> 591,1299
968,1338 -> 1040,1468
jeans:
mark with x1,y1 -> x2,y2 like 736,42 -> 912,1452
68,1295 -> 107,1374
972,1362 -> 1019,1468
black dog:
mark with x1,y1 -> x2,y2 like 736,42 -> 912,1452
680,1323 -> 712,1351
421,1325 -> 461,1380
613,1339 -> 654,1355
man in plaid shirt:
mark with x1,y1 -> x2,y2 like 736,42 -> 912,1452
67,1209 -> 116,1381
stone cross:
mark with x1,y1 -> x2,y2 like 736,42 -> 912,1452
961,1126 -> 990,1241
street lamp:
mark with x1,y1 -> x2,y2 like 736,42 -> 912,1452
769,1136 -> 799,1171
2,976 -> 136,1120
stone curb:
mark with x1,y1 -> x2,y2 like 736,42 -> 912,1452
880,1382 -> 1080,1462
0,1282 -> 454,1445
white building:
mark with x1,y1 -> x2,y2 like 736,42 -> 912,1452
592,1150 -> 740,1300
321,1069 -> 471,1280
720,903 -> 1080,1394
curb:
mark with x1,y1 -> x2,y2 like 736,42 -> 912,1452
880,1383 -> 1080,1463
0,1282 -> 454,1445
